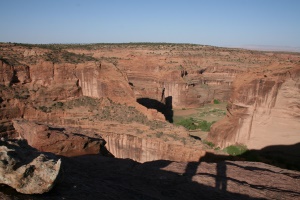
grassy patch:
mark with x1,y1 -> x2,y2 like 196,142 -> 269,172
203,140 -> 215,148
223,144 -> 247,156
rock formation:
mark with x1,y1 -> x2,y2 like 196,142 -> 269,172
1,43 -> 300,152
0,138 -> 61,194
207,63 -> 300,149
12,119 -> 108,157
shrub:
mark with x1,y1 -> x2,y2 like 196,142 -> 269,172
198,120 -> 215,132
213,99 -> 220,104
52,101 -> 64,108
39,106 -> 50,113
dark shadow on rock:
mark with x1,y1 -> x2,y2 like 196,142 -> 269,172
0,139 -> 58,171
198,143 -> 300,172
137,97 -> 173,123
48,126 -> 65,132
240,142 -> 300,171
189,134 -> 201,140
216,161 -> 227,192
182,151 -> 300,199
0,155 -> 267,200
2,142 -> 300,199
183,152 -> 229,193
164,96 -> 173,123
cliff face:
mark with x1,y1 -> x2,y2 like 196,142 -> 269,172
103,133 -> 205,162
78,63 -> 136,104
207,64 -> 300,149
70,45 -> 275,109
123,59 -> 241,109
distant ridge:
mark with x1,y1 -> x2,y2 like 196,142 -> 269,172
237,45 -> 300,53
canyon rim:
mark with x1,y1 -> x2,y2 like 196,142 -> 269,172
0,42 -> 299,199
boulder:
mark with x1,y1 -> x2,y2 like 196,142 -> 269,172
0,138 -> 61,194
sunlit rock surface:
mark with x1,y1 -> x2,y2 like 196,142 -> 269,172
208,64 -> 300,149
0,139 -> 61,194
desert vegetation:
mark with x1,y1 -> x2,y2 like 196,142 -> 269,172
173,102 -> 227,138
175,118 -> 215,132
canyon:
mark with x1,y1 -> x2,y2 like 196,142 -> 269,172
0,42 -> 300,198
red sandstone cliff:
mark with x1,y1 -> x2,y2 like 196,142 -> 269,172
1,43 -> 300,163
207,63 -> 300,149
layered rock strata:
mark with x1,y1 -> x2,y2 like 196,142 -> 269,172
103,133 -> 206,162
207,64 -> 300,149
1,43 -> 300,164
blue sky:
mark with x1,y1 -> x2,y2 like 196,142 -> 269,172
1,0 -> 300,47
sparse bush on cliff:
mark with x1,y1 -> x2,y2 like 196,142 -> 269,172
38,106 -> 51,113
14,89 -> 30,100
52,101 -> 64,109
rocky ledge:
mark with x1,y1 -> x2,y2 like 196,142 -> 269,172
1,154 -> 299,200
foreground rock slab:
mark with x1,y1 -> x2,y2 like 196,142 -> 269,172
0,139 -> 61,194
1,155 -> 299,199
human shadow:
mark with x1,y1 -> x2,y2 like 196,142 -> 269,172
215,161 -> 227,191
183,152 -> 230,193
1,142 -> 300,199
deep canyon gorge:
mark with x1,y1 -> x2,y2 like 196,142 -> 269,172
0,43 -> 299,199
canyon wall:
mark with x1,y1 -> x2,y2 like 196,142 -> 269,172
207,64 -> 300,149
103,133 -> 205,162
1,43 -> 300,164
126,65 -> 239,109
78,63 -> 136,104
